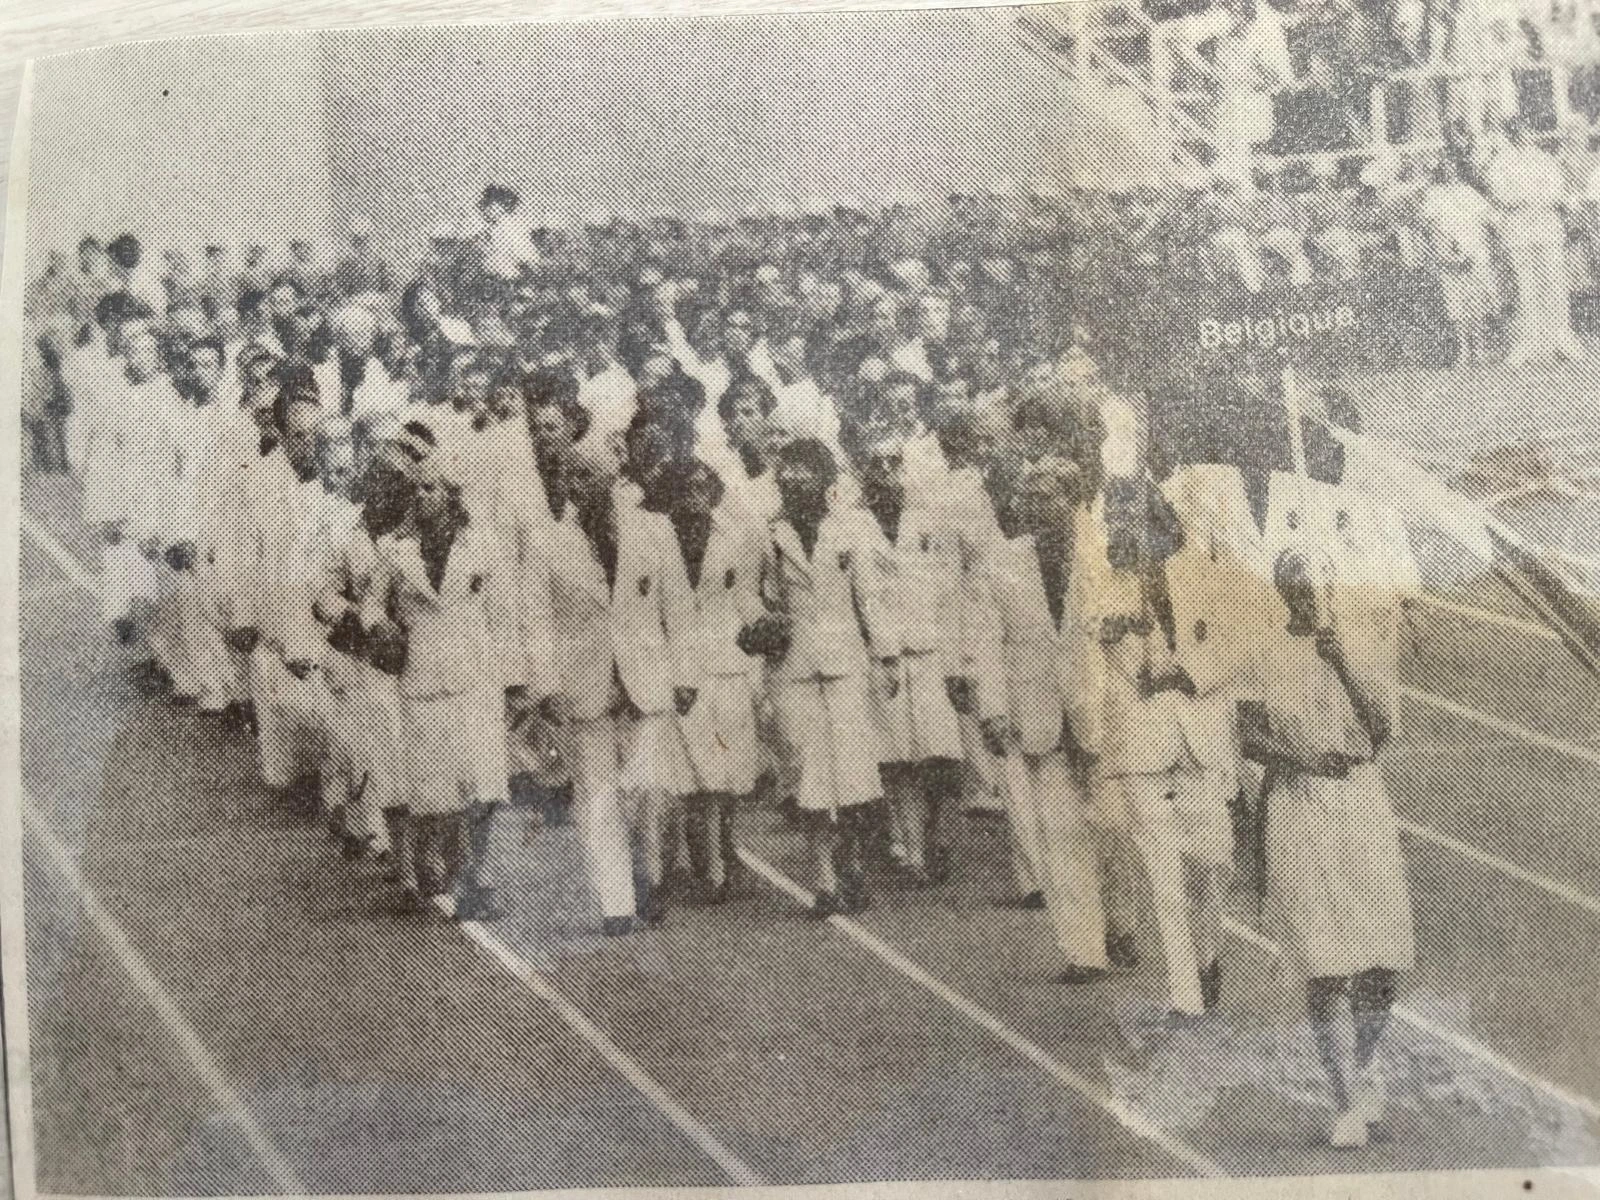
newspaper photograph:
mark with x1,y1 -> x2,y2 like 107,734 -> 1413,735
4,2 -> 1600,1195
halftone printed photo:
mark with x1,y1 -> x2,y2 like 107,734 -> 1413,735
4,5 -> 1600,1197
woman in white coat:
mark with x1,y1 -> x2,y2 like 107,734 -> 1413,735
612,422 -> 701,926
655,458 -> 769,903
361,428 -> 508,921
753,437 -> 897,916
1242,548 -> 1412,1150
851,428 -> 971,886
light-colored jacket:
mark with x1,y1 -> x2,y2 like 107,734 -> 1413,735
362,525 -> 497,701
546,513 -> 621,722
970,533 -> 1069,757
681,509 -> 768,683
762,508 -> 899,683
612,504 -> 697,715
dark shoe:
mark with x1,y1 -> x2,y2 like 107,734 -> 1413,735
341,833 -> 374,862
602,915 -> 635,938
1200,958 -> 1222,1011
840,877 -> 870,915
1164,1010 -> 1207,1031
994,890 -> 1046,910
1106,931 -> 1140,970
168,693 -> 199,708
639,890 -> 669,928
456,887 -> 505,923
809,891 -> 842,919
1056,965 -> 1109,985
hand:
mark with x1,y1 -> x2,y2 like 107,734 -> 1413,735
1135,664 -> 1158,699
225,627 -> 260,655
1314,628 -> 1344,665
1098,615 -> 1129,647
1126,612 -> 1155,637
1170,666 -> 1198,698
538,693 -> 576,726
673,686 -> 699,717
945,676 -> 976,715
979,715 -> 1011,757
1312,751 -> 1351,778
138,536 -> 163,560
879,657 -> 901,700
285,658 -> 315,681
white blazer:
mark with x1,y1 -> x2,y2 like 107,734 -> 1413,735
762,508 -> 899,684
363,525 -> 497,701
611,504 -> 697,716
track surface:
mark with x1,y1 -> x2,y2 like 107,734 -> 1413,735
14,469 -> 1600,1192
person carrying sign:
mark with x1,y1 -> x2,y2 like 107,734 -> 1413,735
1241,546 -> 1413,1149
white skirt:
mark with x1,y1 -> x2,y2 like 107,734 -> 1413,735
399,687 -> 508,816
774,675 -> 884,814
869,652 -> 963,765
618,710 -> 698,798
1266,763 -> 1415,980
679,673 -> 763,796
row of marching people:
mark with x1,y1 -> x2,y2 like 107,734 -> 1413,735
69,280 -> 1419,1147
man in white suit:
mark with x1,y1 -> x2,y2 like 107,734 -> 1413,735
970,460 -> 1112,981
1079,474 -> 1241,1021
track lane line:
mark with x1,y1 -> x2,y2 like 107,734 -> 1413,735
19,513 -> 762,1188
24,506 -> 1600,1168
437,900 -> 765,1187
20,511 -> 98,593
736,846 -> 1223,1179
1222,918 -> 1600,1123
20,792 -> 305,1193
1401,686 -> 1600,769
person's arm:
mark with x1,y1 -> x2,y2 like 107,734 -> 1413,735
1315,628 -> 1392,756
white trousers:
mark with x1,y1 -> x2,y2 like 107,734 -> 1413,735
1003,749 -> 1109,971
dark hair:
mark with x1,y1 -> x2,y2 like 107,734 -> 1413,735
649,457 -> 725,513
106,234 -> 142,269
638,365 -> 707,423
523,367 -> 591,441
236,288 -> 267,321
401,419 -> 438,448
480,184 -> 521,211
77,235 -> 102,253
774,436 -> 838,488
716,371 -> 777,424
92,291 -> 153,330
628,406 -> 695,462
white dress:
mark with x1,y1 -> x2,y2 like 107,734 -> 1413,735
1260,631 -> 1415,980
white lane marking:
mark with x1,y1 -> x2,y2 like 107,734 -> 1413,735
1397,820 -> 1600,920
1401,686 -> 1600,769
441,902 -> 765,1187
20,512 -> 99,593
737,847 -> 1223,1179
1411,593 -> 1559,642
1222,918 -> 1600,1123
21,793 -> 305,1192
